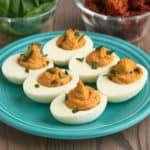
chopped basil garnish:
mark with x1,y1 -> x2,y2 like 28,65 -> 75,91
25,68 -> 29,73
62,35 -> 66,42
46,61 -> 50,65
22,50 -> 33,62
72,108 -> 79,113
95,45 -> 104,51
91,62 -> 98,69
107,50 -> 115,55
110,69 -> 117,76
58,44 -> 62,48
78,35 -> 84,42
47,68 -> 55,74
65,94 -> 68,100
76,57 -> 84,62
75,31 -> 80,37
103,74 -> 108,77
65,70 -> 69,75
34,84 -> 40,88
59,72 -> 66,79
134,68 -> 140,73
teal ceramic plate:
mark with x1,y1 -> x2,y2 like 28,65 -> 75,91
0,31 -> 150,139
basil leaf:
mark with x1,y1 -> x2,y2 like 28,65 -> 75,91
40,0 -> 54,3
76,57 -> 84,62
34,0 -> 40,6
21,0 -> 36,16
78,35 -> 84,42
47,68 -> 55,74
65,94 -> 68,100
8,0 -> 21,17
22,50 -> 33,62
34,83 -> 40,88
25,68 -> 30,73
72,108 -> 79,113
95,45 -> 104,51
59,72 -> 66,79
25,2 -> 53,17
107,50 -> 115,55
110,69 -> 117,76
91,62 -> 98,69
0,0 -> 10,17
0,0 -> 54,18
74,31 -> 80,37
65,70 -> 69,75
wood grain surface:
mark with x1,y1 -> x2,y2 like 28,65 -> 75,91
0,0 -> 150,150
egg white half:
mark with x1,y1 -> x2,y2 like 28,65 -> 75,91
69,52 -> 120,83
97,65 -> 148,103
23,69 -> 79,103
50,92 -> 107,124
43,36 -> 93,66
2,54 -> 53,84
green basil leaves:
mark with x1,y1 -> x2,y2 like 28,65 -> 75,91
0,0 -> 54,18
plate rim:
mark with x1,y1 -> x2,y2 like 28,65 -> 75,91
0,31 -> 150,139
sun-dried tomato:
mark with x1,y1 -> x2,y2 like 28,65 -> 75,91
85,0 -> 150,17
129,0 -> 145,10
104,0 -> 128,16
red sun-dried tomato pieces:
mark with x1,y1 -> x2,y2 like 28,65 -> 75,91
85,0 -> 150,17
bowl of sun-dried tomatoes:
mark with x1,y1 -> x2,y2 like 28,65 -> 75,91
75,0 -> 150,42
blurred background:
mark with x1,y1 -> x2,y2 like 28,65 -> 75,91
0,0 -> 150,53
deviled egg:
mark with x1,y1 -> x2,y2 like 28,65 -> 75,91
97,58 -> 148,103
69,46 -> 120,83
2,43 -> 53,84
50,80 -> 107,124
23,67 -> 79,103
43,29 -> 93,66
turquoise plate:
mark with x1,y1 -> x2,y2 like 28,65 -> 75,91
0,31 -> 150,139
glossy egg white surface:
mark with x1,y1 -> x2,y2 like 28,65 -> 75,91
23,69 -> 79,103
50,92 -> 107,124
97,65 -> 148,103
69,52 -> 120,83
2,54 -> 53,84
43,36 -> 93,66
